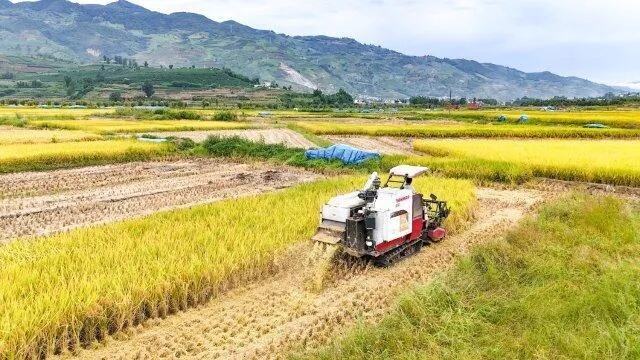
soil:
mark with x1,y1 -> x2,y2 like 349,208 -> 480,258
324,136 -> 415,155
0,159 -> 316,243
144,129 -> 317,149
69,187 -> 546,360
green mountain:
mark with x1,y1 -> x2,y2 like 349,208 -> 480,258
0,0 -> 617,100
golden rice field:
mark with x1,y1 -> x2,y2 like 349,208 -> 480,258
0,175 -> 476,358
411,109 -> 640,129
0,127 -> 100,144
294,121 -> 640,139
0,140 -> 169,173
0,107 -> 111,118
29,119 -> 252,134
414,139 -> 640,186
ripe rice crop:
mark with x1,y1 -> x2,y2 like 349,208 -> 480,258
294,121 -> 640,139
29,119 -> 252,134
0,127 -> 100,144
414,139 -> 640,186
0,175 -> 476,358
0,107 -> 111,118
0,140 -> 170,173
408,109 -> 640,129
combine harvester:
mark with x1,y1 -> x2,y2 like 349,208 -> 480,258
312,165 -> 450,267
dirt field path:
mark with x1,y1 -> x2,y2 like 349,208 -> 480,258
325,136 -> 414,155
0,159 -> 316,243
144,129 -> 317,149
72,187 -> 545,360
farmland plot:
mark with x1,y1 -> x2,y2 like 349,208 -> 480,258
29,118 -> 252,134
0,126 -> 100,144
295,121 -> 640,139
414,139 -> 640,186
0,159 -> 316,242
324,135 -> 414,155
0,176 -> 476,358
75,187 -> 540,360
0,140 -> 169,173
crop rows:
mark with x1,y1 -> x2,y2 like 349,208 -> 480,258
413,139 -> 640,186
0,140 -> 170,173
405,109 -> 640,129
0,127 -> 100,144
295,121 -> 640,139
28,118 -> 251,134
0,175 -> 476,358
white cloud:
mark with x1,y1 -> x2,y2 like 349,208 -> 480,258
14,0 -> 640,84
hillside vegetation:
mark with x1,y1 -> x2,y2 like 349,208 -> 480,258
0,0 -> 616,99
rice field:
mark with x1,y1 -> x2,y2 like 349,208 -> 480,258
28,118 -> 252,134
414,139 -> 640,186
0,107 -> 112,118
409,109 -> 640,129
294,121 -> 640,139
0,127 -> 100,144
0,175 -> 476,358
0,140 -> 170,173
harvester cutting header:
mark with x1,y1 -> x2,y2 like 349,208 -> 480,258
313,165 -> 450,267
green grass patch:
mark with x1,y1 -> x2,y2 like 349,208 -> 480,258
196,136 -> 349,171
297,194 -> 640,359
110,108 -> 202,120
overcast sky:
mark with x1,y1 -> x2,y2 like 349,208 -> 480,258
17,0 -> 640,87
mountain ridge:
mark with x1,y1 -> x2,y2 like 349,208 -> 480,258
0,0 -> 617,100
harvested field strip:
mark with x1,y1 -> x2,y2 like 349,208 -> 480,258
0,160 -> 315,242
0,140 -> 171,173
324,136 -> 414,155
143,128 -> 316,148
28,119 -> 252,134
414,139 -> 640,186
294,121 -> 640,139
0,127 -> 100,144
304,194 -> 640,359
0,159 -> 252,198
0,176 -> 475,358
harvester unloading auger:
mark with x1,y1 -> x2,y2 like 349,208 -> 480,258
312,165 -> 450,267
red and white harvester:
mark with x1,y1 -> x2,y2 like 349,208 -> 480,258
312,165 -> 450,266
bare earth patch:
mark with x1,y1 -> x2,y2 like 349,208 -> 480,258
143,129 -> 317,149
0,159 -> 316,243
68,187 -> 545,360
325,135 -> 415,155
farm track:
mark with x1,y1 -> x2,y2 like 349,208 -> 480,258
144,129 -> 317,149
324,135 -> 415,155
0,159 -> 316,243
72,187 -> 545,360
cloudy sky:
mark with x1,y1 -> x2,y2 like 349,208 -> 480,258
20,0 -> 640,87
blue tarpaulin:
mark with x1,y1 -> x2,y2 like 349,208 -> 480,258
305,144 -> 380,165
